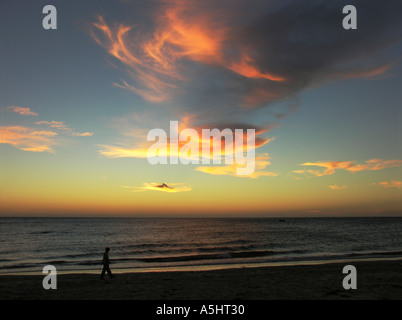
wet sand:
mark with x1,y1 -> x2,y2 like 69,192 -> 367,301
1,260 -> 401,300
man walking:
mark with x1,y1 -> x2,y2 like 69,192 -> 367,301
100,247 -> 113,280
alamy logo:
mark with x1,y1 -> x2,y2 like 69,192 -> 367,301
42,265 -> 57,290
42,5 -> 57,30
342,265 -> 357,290
342,5 -> 357,30
147,121 -> 256,176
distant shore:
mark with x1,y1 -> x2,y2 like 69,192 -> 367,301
1,259 -> 401,299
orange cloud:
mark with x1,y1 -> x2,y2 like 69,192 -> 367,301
98,132 -> 268,161
90,15 -> 183,102
98,115 -> 272,161
0,114 -> 93,153
298,159 -> 402,176
90,1 -> 284,103
374,181 -> 402,189
152,2 -> 224,63
122,183 -> 191,193
196,154 -> 279,179
0,126 -> 58,152
228,54 -> 285,82
88,0 -> 401,116
346,159 -> 402,172
328,185 -> 348,190
7,106 -> 38,116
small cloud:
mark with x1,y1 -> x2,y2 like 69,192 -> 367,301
36,120 -> 93,137
122,183 -> 191,193
289,170 -> 310,180
196,154 -> 279,179
98,145 -> 149,158
6,106 -> 38,116
72,132 -> 94,137
328,185 -> 348,190
36,120 -> 67,129
373,181 -> 402,189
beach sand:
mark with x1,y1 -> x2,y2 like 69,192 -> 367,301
1,260 -> 401,300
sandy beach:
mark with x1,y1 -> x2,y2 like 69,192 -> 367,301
0,260 -> 401,300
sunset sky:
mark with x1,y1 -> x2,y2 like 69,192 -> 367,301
1,0 -> 401,217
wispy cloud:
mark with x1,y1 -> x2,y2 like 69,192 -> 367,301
373,181 -> 402,189
89,2 -> 285,105
98,145 -> 149,159
328,185 -> 348,190
6,106 -> 38,116
333,63 -> 395,80
196,154 -> 278,179
89,0 -> 402,118
36,120 -> 94,137
1,106 -> 94,152
122,183 -> 192,193
294,159 -> 402,177
73,132 -> 94,137
0,126 -> 58,152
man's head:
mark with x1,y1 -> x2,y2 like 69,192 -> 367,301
105,247 -> 110,252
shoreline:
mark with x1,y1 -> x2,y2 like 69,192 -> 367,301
1,259 -> 401,299
1,256 -> 402,276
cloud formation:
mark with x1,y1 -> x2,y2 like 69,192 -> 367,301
373,181 -> 402,189
328,185 -> 348,190
36,121 -> 94,137
90,0 -> 402,181
90,2 -> 285,104
122,183 -> 191,193
0,126 -> 58,152
90,0 -> 402,119
6,106 -> 39,116
295,159 -> 402,177
196,154 -> 278,179
98,116 -> 276,178
1,109 -> 93,152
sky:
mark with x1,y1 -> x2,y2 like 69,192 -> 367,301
0,0 -> 401,217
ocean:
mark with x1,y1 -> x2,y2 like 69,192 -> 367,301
0,217 -> 401,274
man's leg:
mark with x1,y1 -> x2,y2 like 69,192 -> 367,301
107,265 -> 113,279
100,266 -> 106,279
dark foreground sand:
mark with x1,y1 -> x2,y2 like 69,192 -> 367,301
1,260 -> 401,300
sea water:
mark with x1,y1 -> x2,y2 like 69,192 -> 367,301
0,217 -> 401,274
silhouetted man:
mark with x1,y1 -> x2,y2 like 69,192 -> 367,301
100,247 -> 113,279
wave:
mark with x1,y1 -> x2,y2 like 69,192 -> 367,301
317,250 -> 402,260
135,249 -> 306,263
116,244 -> 260,257
30,230 -> 55,235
